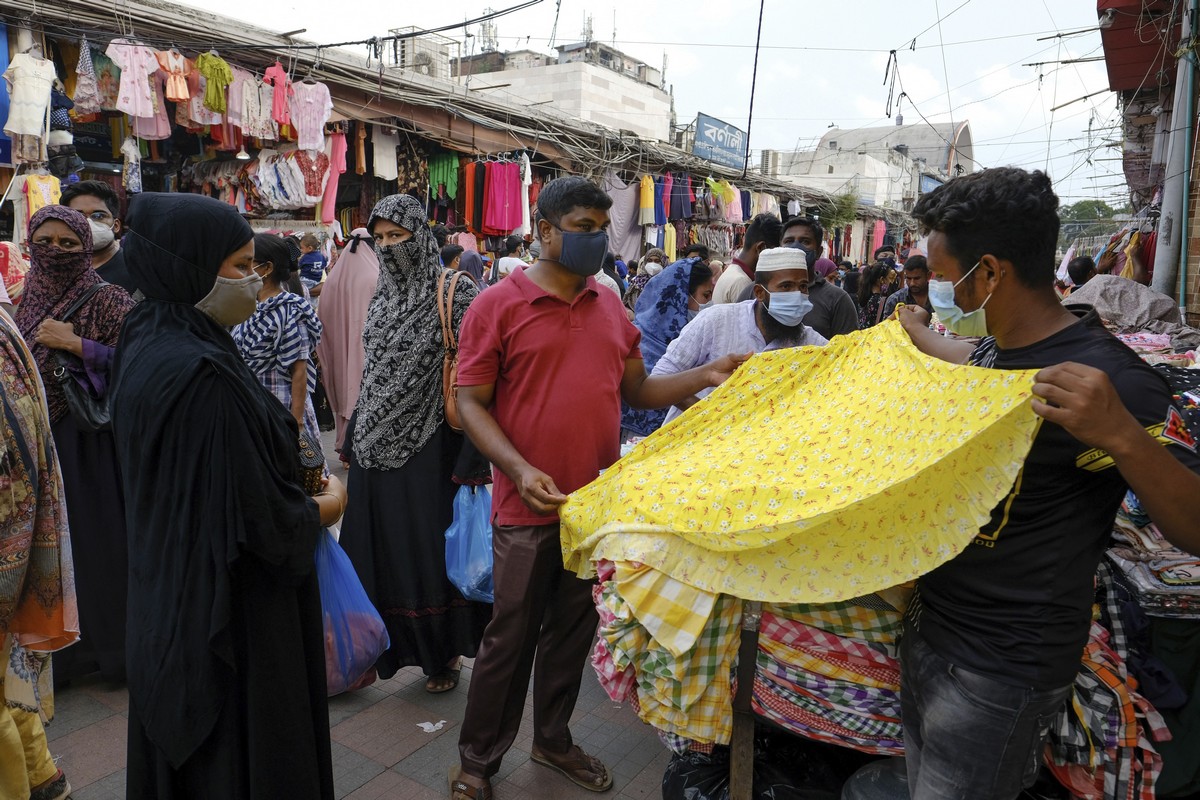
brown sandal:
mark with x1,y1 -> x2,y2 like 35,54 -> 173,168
530,745 -> 613,792
448,766 -> 493,800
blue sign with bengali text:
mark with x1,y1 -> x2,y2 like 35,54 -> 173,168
919,174 -> 944,195
692,113 -> 746,171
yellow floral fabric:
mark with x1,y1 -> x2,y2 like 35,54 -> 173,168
562,321 -> 1042,603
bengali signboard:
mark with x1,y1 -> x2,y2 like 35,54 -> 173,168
692,113 -> 746,171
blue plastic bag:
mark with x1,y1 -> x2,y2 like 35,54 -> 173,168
445,485 -> 494,603
314,528 -> 390,696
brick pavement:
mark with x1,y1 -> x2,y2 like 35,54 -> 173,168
49,659 -> 670,799
46,431 -> 671,799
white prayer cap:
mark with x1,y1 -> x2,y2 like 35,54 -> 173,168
755,247 -> 809,273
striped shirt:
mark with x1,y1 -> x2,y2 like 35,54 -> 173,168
232,291 -> 324,442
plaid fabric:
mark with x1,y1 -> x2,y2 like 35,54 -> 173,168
615,562 -> 718,657
767,598 -> 905,648
1046,561 -> 1172,800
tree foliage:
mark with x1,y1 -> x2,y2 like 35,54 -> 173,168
1059,200 -> 1120,246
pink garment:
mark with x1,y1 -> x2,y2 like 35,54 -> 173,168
321,131 -> 348,224
132,72 -> 171,140
452,232 -> 478,253
661,173 -> 673,221
262,62 -> 293,126
106,39 -> 160,118
316,228 -> 380,451
289,81 -> 333,152
483,162 -> 523,233
871,220 -> 887,260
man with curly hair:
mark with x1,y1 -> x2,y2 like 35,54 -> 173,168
849,167 -> 1200,800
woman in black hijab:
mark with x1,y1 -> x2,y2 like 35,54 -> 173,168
110,193 -> 342,800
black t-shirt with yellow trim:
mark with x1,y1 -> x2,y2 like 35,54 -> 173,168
909,306 -> 1200,690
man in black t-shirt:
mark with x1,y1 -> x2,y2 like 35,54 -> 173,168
873,168 -> 1200,800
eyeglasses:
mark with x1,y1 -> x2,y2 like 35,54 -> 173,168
86,211 -> 114,224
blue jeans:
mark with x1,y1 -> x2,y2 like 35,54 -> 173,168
900,627 -> 1071,800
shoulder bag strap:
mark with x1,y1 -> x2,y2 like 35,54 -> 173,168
58,281 -> 109,322
436,270 -> 451,351
440,270 -> 464,351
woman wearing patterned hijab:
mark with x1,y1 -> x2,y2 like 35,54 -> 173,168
15,205 -> 134,685
341,195 -> 492,693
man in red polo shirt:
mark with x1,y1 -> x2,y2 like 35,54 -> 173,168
451,177 -> 746,800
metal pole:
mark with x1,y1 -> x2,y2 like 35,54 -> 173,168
741,0 -> 766,179
1178,0 -> 1198,322
1153,4 -> 1194,296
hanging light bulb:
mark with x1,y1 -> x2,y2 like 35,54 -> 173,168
236,146 -> 251,161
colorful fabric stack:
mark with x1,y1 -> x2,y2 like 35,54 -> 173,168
591,556 -> 909,756
751,597 -> 907,756
1046,564 -> 1172,800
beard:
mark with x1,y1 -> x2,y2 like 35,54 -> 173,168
756,300 -> 804,340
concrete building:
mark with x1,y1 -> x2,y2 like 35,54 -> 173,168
454,41 -> 674,142
761,121 -> 974,211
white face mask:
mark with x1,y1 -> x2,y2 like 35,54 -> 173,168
88,219 -> 116,251
195,272 -> 263,327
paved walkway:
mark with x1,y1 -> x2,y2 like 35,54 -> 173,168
48,429 -> 670,799
48,659 -> 669,799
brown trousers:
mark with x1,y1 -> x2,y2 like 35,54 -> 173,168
458,523 -> 598,779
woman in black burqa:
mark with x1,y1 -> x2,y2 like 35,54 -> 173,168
110,192 -> 341,799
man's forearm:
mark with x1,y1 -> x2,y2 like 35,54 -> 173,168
901,320 -> 974,364
1111,431 -> 1200,555
626,365 -> 716,410
458,396 -> 530,480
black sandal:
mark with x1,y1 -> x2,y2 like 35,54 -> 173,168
426,666 -> 461,694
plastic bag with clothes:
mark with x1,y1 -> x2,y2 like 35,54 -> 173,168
315,527 -> 390,695
445,484 -> 494,603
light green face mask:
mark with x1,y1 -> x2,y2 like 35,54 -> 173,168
927,261 -> 992,337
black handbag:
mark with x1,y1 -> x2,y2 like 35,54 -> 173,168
51,282 -> 111,433
297,430 -> 326,496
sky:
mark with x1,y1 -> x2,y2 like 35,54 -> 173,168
182,0 -> 1126,209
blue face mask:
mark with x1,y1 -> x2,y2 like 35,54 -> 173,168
927,260 -> 992,337
764,290 -> 814,328
553,225 -> 609,277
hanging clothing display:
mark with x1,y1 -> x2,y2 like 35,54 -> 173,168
132,72 -> 171,141
224,67 -> 253,130
371,124 -> 399,181
241,78 -> 278,140
105,39 -> 159,119
639,175 -> 655,225
320,131 -> 348,225
294,150 -> 331,206
193,52 -> 234,114
3,52 -> 57,162
562,321 -> 1043,603
601,172 -> 643,265
122,137 -> 143,193
72,37 -> 103,115
483,160 -> 522,234
262,61 -> 293,126
154,49 -> 191,103
514,153 -> 532,237
288,80 -> 332,152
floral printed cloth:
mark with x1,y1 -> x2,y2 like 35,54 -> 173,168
561,320 -> 1043,603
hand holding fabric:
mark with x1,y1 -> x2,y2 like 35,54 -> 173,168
514,464 -> 568,515
895,304 -> 931,331
35,319 -> 83,356
704,352 -> 752,388
1032,362 -> 1141,451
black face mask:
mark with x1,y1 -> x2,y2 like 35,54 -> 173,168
552,225 -> 609,276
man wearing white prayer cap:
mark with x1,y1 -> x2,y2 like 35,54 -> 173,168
649,246 -> 827,425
